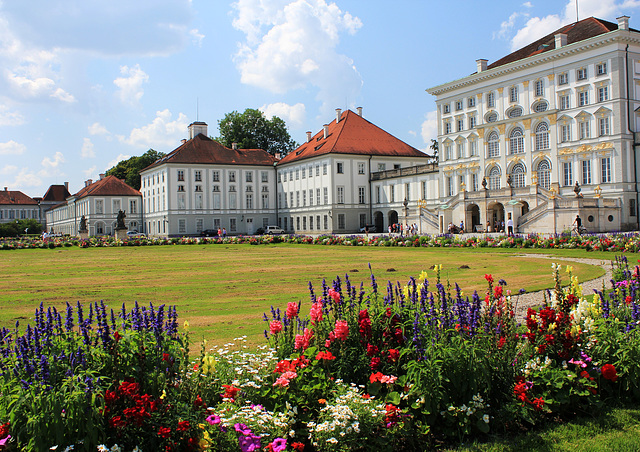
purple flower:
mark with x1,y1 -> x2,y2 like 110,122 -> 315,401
206,414 -> 221,425
238,434 -> 261,452
271,438 -> 287,452
234,423 -> 252,435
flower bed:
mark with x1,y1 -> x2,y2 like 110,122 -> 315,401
2,231 -> 640,252
0,259 -> 639,450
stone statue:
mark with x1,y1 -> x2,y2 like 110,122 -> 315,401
116,210 -> 126,229
507,175 -> 513,187
482,177 -> 487,189
574,181 -> 583,198
79,215 -> 87,231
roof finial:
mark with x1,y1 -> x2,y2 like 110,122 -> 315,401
576,0 -> 579,23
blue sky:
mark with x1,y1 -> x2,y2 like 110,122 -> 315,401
2,0 -> 640,197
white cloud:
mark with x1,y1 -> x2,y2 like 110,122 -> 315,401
114,64 -> 149,106
88,122 -> 109,136
505,0 -> 640,51
51,87 -> 75,103
190,29 -> 205,46
0,140 -> 26,155
232,0 -> 363,114
0,105 -> 25,126
0,165 -> 18,175
83,165 -> 97,177
42,151 -> 65,168
81,138 -> 95,158
522,2 -> 533,7
107,154 -> 131,169
121,109 -> 189,149
494,12 -> 523,40
3,167 -> 43,188
260,102 -> 306,127
420,111 -> 438,144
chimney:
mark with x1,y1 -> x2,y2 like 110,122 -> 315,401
187,121 -> 208,139
3,187 -> 6,191
306,131 -> 312,142
232,142 -> 238,150
85,179 -> 93,187
99,173 -> 105,180
275,152 -> 282,160
555,33 -> 568,48
336,108 -> 342,123
64,182 -> 69,191
323,124 -> 329,139
357,106 -> 363,117
476,59 -> 488,72
617,15 -> 630,30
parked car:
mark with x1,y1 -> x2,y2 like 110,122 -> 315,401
255,227 -> 265,235
200,229 -> 218,237
265,225 -> 284,234
127,231 -> 145,238
359,225 -> 376,233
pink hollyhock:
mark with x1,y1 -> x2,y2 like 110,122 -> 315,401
380,374 -> 397,384
294,328 -> 313,350
327,288 -> 341,303
286,302 -> 299,319
269,320 -> 283,335
310,302 -> 323,324
334,320 -> 349,341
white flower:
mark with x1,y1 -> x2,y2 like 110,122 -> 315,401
483,414 -> 490,423
110,445 -> 121,452
327,438 -> 338,444
97,447 -> 108,452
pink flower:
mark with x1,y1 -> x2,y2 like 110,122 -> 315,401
294,328 -> 313,350
334,320 -> 349,341
273,372 -> 297,387
269,320 -> 283,335
327,288 -> 341,303
380,374 -> 397,384
286,302 -> 299,319
310,302 -> 323,324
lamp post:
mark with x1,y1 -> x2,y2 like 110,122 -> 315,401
403,197 -> 408,230
417,199 -> 427,234
594,185 -> 602,198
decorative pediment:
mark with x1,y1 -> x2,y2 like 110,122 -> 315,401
557,114 -> 573,123
575,110 -> 592,119
594,106 -> 612,117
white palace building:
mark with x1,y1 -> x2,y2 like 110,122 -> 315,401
44,15 -> 640,237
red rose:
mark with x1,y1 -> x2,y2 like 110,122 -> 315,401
158,426 -> 171,438
601,364 -> 618,382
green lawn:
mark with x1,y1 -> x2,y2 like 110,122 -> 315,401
0,244 -> 607,347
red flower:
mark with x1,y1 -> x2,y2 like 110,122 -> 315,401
494,285 -> 503,298
0,422 -> 9,438
177,420 -> 190,432
387,348 -> 400,362
109,416 -> 126,429
316,351 -> 336,361
532,397 -> 545,411
625,295 -> 633,305
286,302 -> 299,319
370,356 -> 381,370
291,442 -> 305,451
497,337 -> 506,349
366,344 -> 379,357
221,384 -> 240,399
158,426 -> 171,439
114,331 -> 121,342
162,353 -> 170,362
601,364 -> 618,382
369,371 -> 384,383
484,274 -> 493,284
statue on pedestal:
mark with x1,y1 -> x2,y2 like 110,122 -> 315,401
116,210 -> 126,230
79,215 -> 87,232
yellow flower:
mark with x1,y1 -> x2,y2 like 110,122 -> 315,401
160,389 -> 167,400
402,285 -> 410,300
202,355 -> 216,374
418,270 -> 428,281
184,320 -> 190,331
565,265 -> 573,274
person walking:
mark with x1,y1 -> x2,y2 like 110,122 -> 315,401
506,214 -> 514,237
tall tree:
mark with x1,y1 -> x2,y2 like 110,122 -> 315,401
216,108 -> 298,157
106,149 -> 165,190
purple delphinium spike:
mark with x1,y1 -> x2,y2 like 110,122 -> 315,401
65,302 -> 74,332
308,282 -> 316,305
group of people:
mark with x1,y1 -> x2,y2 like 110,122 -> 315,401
447,221 -> 464,234
484,215 -> 515,236
387,223 -> 418,236
217,227 -> 227,237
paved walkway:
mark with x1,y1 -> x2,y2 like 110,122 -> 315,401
511,254 -> 613,321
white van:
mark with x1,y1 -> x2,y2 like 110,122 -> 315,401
265,226 -> 284,234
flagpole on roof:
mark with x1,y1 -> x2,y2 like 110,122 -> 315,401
576,0 -> 579,23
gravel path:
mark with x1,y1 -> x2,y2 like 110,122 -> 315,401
511,254 -> 614,320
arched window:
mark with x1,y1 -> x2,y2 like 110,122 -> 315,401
487,131 -> 499,158
489,166 -> 501,190
535,122 -> 549,150
511,163 -> 526,188
537,160 -> 551,190
509,127 -> 524,154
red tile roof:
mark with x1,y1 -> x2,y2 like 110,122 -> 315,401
73,175 -> 141,200
279,109 -> 428,165
488,17 -> 633,70
42,184 -> 71,202
143,134 -> 277,171
0,189 -> 37,205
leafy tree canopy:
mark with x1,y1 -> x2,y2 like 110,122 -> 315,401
105,149 -> 165,190
0,219 -> 42,238
215,108 -> 298,157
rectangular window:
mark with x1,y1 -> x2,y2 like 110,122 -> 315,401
323,163 -> 327,175
472,173 -> 478,191
443,104 -> 450,114
316,165 -> 320,176
302,191 -> 306,206
178,219 -> 186,234
309,215 -> 314,230
579,121 -> 590,139
559,73 -> 568,85
560,95 -> 570,110
338,214 -> 346,230
308,189 -> 313,206
261,171 -> 268,183
229,218 -> 237,232
455,100 -> 463,111
229,193 -> 236,209
195,193 -> 203,210
176,193 -> 185,209
535,80 -> 544,97
214,218 -> 221,229
561,124 -> 572,142
289,192 -> 293,207
577,68 -> 587,80
447,176 -> 453,197
601,157 -> 611,183
196,218 -> 203,233
129,200 -> 137,214
177,170 -> 184,181
390,185 -> 395,203
599,117 -> 610,136
324,215 -> 328,230
445,144 -> 452,160
487,92 -> 495,108
296,217 -> 300,230
578,91 -> 589,106
295,169 -> 299,180
563,162 -> 573,186
378,163 -> 386,172
301,168 -> 306,179
302,216 -> 306,229
457,142 -> 465,159
582,160 -> 592,185
358,162 -> 365,174
316,188 -> 320,205
229,171 -> 236,182
195,185 -> 202,192
113,199 -> 121,213
376,186 -> 381,203
631,198 -> 637,217
597,62 -> 607,75
468,97 -> 475,108
358,186 -> 366,204
337,186 -> 345,204
96,200 -> 103,214
336,162 -> 343,174
598,86 -> 609,102
212,171 -> 220,182
323,187 -> 328,204
444,122 -> 452,134
509,86 -> 518,102
470,140 -> 478,156
457,119 -> 464,132
469,116 -> 476,129
194,170 -> 202,182
359,213 -> 367,228
246,194 -> 253,209
296,191 -> 300,207
213,193 -> 221,210
244,171 -> 252,183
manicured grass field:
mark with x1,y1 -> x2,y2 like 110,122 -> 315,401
0,244 -> 605,347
